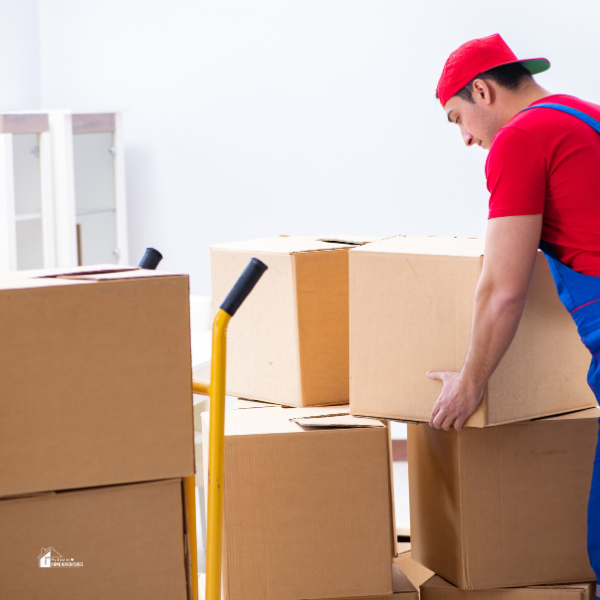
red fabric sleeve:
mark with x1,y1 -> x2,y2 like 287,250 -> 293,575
486,126 -> 546,219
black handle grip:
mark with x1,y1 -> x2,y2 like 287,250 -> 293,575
220,258 -> 268,316
139,248 -> 163,270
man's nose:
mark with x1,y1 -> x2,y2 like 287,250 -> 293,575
460,125 -> 475,147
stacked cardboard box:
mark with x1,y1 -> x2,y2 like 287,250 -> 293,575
345,236 -> 597,597
201,406 -> 399,600
209,236 -> 414,599
210,234 -> 598,600
0,266 -> 195,599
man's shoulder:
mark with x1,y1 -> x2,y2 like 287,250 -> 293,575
506,94 -> 600,133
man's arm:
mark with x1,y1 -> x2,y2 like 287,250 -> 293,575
428,214 -> 543,431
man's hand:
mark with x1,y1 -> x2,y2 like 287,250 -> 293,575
427,371 -> 484,431
426,214 -> 543,433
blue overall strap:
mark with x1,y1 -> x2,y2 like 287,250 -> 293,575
524,101 -> 600,594
521,102 -> 600,134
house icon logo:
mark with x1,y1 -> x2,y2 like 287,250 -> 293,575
37,547 -> 83,568
38,547 -> 62,568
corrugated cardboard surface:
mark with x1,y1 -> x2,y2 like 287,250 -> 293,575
202,407 -> 395,600
211,235 -> 375,407
349,236 -> 596,427
0,479 -> 190,600
0,267 -> 194,497
408,408 -> 600,589
420,576 -> 596,600
394,549 -> 435,596
199,565 -> 417,600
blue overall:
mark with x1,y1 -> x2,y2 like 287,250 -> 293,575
519,103 -> 600,590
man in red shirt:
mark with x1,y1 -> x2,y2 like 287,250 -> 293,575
429,34 -> 599,592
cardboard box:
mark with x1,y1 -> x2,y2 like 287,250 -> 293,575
201,406 -> 396,600
394,547 -> 435,596
0,479 -> 191,600
349,236 -> 596,427
210,235 -> 378,407
408,408 -> 600,589
0,266 -> 194,497
199,564 -> 418,600
199,564 -> 417,600
420,577 -> 596,600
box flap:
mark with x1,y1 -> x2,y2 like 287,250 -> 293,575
211,235 -> 370,255
233,398 -> 290,409
290,415 -> 386,428
59,270 -> 184,281
392,563 -> 419,595
0,277 -> 95,292
317,234 -> 382,246
351,410 -> 421,426
4,264 -> 139,279
216,406 -> 359,436
351,236 -> 485,258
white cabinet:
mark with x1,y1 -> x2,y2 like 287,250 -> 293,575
51,111 -> 128,268
0,113 -> 55,271
0,110 -> 128,273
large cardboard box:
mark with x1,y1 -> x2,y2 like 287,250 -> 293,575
201,406 -> 396,600
349,236 -> 596,427
210,235 -> 377,407
0,266 -> 194,497
408,408 -> 600,589
0,479 -> 191,600
199,564 -> 418,600
420,577 -> 596,600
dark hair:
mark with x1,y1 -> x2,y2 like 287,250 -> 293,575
438,62 -> 533,103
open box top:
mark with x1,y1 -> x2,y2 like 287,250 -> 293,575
0,265 -> 183,289
350,236 -> 485,258
211,234 -> 380,255
215,405 -> 384,436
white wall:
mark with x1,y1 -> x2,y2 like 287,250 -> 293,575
0,0 -> 41,110
37,0 -> 600,294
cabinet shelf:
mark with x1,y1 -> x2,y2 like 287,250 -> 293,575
75,207 -> 116,217
15,212 -> 42,222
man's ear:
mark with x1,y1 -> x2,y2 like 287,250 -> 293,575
472,78 -> 493,105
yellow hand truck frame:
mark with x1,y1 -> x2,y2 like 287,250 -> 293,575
190,258 -> 267,600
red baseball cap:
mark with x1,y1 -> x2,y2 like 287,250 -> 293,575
436,34 -> 550,107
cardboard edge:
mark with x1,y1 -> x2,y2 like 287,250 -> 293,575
290,416 -> 385,428
209,243 -> 354,257
386,422 -> 398,558
350,411 -> 421,426
180,479 -> 194,600
38,266 -> 139,278
349,245 -> 485,259
59,271 -> 186,281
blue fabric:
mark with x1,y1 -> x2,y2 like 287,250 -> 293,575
538,245 -> 600,587
591,420 -> 600,588
520,103 -> 600,587
520,102 -> 600,135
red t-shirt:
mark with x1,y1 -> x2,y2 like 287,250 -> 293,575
486,94 -> 600,276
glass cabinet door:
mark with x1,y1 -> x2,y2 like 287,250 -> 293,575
13,133 -> 44,270
72,131 -> 118,265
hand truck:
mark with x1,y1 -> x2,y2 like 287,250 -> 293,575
140,249 -> 268,600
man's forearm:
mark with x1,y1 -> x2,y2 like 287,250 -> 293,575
461,280 -> 528,391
